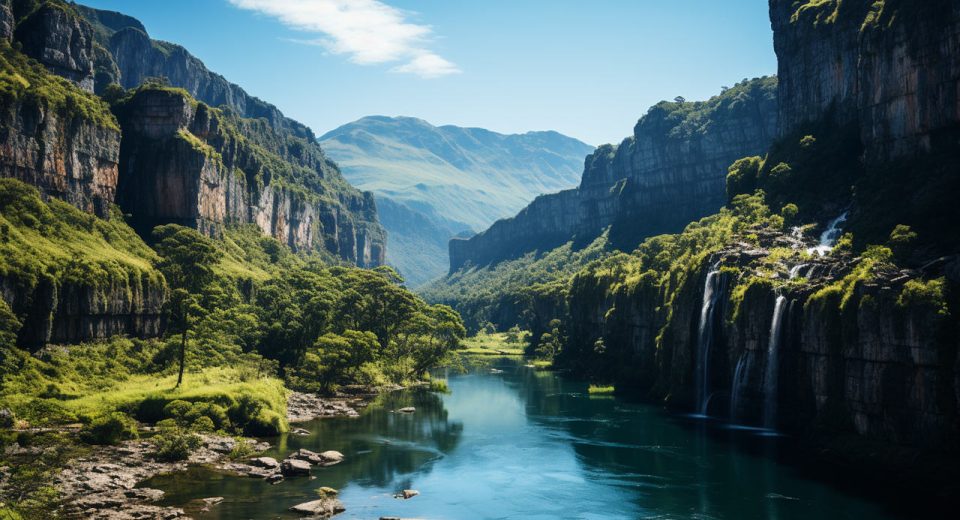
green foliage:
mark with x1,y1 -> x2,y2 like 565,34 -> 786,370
726,156 -> 762,203
79,412 -> 139,445
888,224 -> 918,262
0,179 -> 164,333
897,278 -> 948,316
151,424 -> 201,462
780,203 -> 800,227
0,42 -> 118,130
587,385 -> 615,395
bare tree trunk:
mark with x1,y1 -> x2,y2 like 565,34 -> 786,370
176,328 -> 187,388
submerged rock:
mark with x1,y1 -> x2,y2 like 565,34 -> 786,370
318,451 -> 344,466
398,407 -> 416,414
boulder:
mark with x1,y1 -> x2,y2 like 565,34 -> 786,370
398,407 -> 416,414
289,498 -> 345,517
292,449 -> 325,465
266,473 -> 284,485
318,451 -> 344,466
398,489 -> 419,499
249,457 -> 280,469
280,458 -> 312,477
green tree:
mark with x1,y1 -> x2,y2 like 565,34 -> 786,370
153,225 -> 222,387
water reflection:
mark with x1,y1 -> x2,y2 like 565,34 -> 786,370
145,357 -> 908,520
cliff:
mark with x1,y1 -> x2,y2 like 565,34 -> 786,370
766,0 -> 960,248
449,77 -> 778,272
116,87 -> 384,267
0,178 -> 166,349
75,4 -> 312,139
0,41 -> 119,219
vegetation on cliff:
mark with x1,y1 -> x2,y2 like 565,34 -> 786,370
0,41 -> 118,130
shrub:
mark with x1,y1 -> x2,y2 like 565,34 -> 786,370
228,438 -> 256,460
80,412 -> 139,445
152,426 -> 202,462
898,278 -> 949,316
190,416 -> 215,432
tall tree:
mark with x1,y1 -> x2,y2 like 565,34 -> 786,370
153,225 -> 222,387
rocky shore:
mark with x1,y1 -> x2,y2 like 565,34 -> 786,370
54,434 -> 269,519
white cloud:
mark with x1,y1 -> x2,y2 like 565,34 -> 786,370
228,0 -> 460,78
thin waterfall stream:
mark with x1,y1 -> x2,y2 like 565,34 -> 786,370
695,265 -> 722,415
763,295 -> 788,429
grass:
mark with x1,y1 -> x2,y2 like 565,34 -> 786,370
427,379 -> 450,393
459,332 -> 525,356
587,385 -> 615,395
0,178 -> 165,293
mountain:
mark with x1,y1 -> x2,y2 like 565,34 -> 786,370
446,78 -> 778,273
427,0 -> 960,486
0,0 -> 385,347
320,116 -> 594,286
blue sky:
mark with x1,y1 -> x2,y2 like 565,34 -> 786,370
79,0 -> 776,145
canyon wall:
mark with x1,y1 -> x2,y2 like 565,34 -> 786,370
449,77 -> 778,272
116,88 -> 384,267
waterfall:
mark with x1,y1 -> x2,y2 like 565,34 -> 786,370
788,263 -> 807,279
695,266 -> 721,415
729,350 -> 753,421
806,212 -> 849,257
763,295 -> 788,429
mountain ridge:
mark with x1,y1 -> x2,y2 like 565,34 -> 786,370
320,115 -> 594,286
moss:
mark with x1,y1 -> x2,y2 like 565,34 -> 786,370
897,278 -> 948,316
0,42 -> 119,131
791,0 -> 843,26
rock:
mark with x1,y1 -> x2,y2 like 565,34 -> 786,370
266,473 -> 284,485
14,2 -> 96,90
287,392 -> 363,422
202,497 -> 224,506
318,451 -> 344,466
280,458 -> 312,477
395,489 -> 419,499
398,407 -> 416,414
292,449 -> 324,464
249,457 -> 280,469
0,409 -> 14,428
292,427 -> 312,436
289,498 -> 345,517
317,486 -> 338,497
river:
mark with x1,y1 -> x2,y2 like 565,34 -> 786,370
143,357 -> 908,519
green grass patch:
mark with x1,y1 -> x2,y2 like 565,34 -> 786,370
587,384 -> 615,395
460,332 -> 525,356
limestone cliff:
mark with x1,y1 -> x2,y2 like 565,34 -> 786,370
449,77 -> 778,272
116,87 -> 384,267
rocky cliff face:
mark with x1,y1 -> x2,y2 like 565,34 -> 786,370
75,4 -> 311,139
0,86 -> 120,218
15,2 -> 95,91
116,88 -> 384,267
772,0 -> 960,163
0,275 -> 164,348
449,77 -> 778,272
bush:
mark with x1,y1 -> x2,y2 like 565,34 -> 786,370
80,412 -> 139,445
152,426 -> 202,462
190,416 -> 215,432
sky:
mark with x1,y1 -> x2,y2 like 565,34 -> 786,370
78,0 -> 777,146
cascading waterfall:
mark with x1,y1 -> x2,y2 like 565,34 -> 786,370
729,350 -> 753,421
788,263 -> 808,279
806,211 -> 849,257
763,295 -> 788,429
695,265 -> 722,415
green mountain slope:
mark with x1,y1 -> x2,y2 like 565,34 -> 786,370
320,116 -> 594,286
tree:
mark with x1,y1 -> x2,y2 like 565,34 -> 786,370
410,305 -> 465,378
153,225 -> 222,387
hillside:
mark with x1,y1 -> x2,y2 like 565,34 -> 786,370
320,116 -> 593,285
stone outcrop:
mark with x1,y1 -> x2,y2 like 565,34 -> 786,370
449,77 -> 778,272
0,89 -> 120,218
0,276 -> 164,349
14,2 -> 95,91
116,88 -> 384,266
